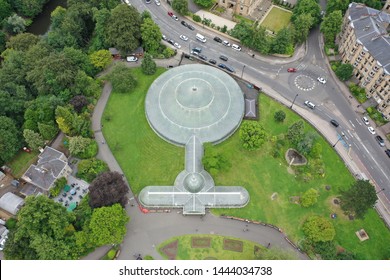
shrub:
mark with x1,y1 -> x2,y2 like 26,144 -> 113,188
239,121 -> 267,150
163,47 -> 176,58
107,249 -> 117,260
50,177 -> 67,197
302,215 -> 335,242
77,158 -> 109,182
193,14 -> 201,22
141,53 -> 157,75
5,218 -> 17,229
274,110 -> 286,122
300,188 -> 319,207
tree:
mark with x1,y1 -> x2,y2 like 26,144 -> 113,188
105,4 -> 141,53
69,95 -> 89,113
55,106 -> 74,135
90,8 -> 111,51
172,0 -> 189,15
0,116 -> 22,164
271,28 -> 293,54
202,143 -> 231,176
230,21 -> 253,47
13,0 -> 48,18
302,215 -> 335,242
0,31 -> 6,53
326,0 -> 349,14
141,53 -> 157,75
6,33 -> 40,52
194,0 -> 214,8
77,158 -> 109,182
0,0 -> 12,22
292,0 -> 321,26
287,120 -> 305,145
4,195 -> 76,260
300,188 -> 319,207
335,63 -> 353,81
69,136 -> 97,158
89,50 -> 112,70
274,110 -> 286,122
23,129 -> 44,151
296,131 -> 318,155
320,10 -> 343,44
89,204 -> 129,246
88,171 -> 129,208
140,18 -> 162,54
293,13 -> 314,43
108,64 -> 137,93
239,121 -> 267,150
339,180 -> 377,219
3,14 -> 27,35
251,26 -> 270,54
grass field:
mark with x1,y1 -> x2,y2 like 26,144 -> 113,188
260,6 -> 292,33
103,67 -> 390,260
7,150 -> 39,178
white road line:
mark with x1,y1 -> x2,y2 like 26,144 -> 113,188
349,120 -> 355,128
356,118 -> 362,125
348,130 -> 354,138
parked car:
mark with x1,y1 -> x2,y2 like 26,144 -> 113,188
126,56 -> 138,62
304,100 -> 316,109
181,20 -> 188,27
154,0 -> 160,5
209,59 -> 216,64
219,55 -> 228,61
368,126 -> 376,134
375,135 -> 385,146
222,40 -> 230,46
225,65 -> 235,72
162,34 -> 167,41
172,15 -> 178,21
187,24 -> 195,31
218,63 -> 226,69
231,44 -> 242,51
385,149 -> 390,158
287,68 -> 297,72
145,0 -> 151,3
330,119 -> 339,127
174,42 -> 181,49
191,47 -> 202,53
362,116 -> 370,125
198,54 -> 207,61
167,39 -> 174,46
214,36 -> 222,43
317,77 -> 326,84
179,35 -> 188,41
168,11 -> 173,17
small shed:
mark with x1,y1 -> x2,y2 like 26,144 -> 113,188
244,98 -> 258,119
109,48 -> 121,59
0,192 -> 25,215
132,47 -> 144,58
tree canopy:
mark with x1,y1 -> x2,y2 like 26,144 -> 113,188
172,0 -> 189,15
141,53 -> 157,75
335,63 -> 354,81
77,158 -> 109,182
320,10 -> 343,44
0,116 -> 22,164
239,121 -> 267,150
140,18 -> 162,54
108,64 -> 137,93
302,215 -> 336,242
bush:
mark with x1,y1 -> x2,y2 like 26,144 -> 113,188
274,110 -> 286,122
77,158 -> 109,182
335,63 -> 353,81
107,249 -> 117,260
50,177 -> 67,197
144,255 -> 154,260
193,14 -> 201,22
163,47 -> 176,58
302,215 -> 335,242
300,188 -> 319,207
108,64 -> 137,94
78,140 -> 98,159
348,83 -> 367,103
5,218 -> 17,229
239,121 -> 267,150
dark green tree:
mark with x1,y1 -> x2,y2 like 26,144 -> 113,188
194,0 -> 214,8
89,8 -> 111,51
296,131 -> 318,155
141,53 -> 157,75
230,21 -> 253,47
0,116 -> 22,164
320,10 -> 343,44
271,28 -> 293,54
13,0 -> 48,18
274,110 -> 286,122
251,26 -> 270,54
108,64 -> 137,93
293,13 -> 314,43
335,63 -> 354,81
339,180 -> 377,219
292,0 -> 321,25
172,0 -> 189,15
0,0 -> 12,22
140,18 -> 162,54
6,33 -> 40,51
0,31 -> 6,53
239,121 -> 267,150
326,0 -> 349,14
38,122 -> 59,141
202,143 -> 231,176
287,120 -> 305,145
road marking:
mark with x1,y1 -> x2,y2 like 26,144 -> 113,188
348,130 -> 354,138
349,120 -> 355,128
356,118 -> 362,125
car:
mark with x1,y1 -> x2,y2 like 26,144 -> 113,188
209,59 -> 216,64
174,42 -> 181,49
330,119 -> 339,127
126,56 -> 138,62
368,126 -> 376,134
362,116 -> 370,125
218,63 -> 226,69
172,15 -> 179,21
231,44 -> 241,51
214,36 -> 222,43
287,68 -> 297,72
225,65 -> 235,72
179,35 -> 188,41
222,40 -> 230,46
168,11 -> 173,17
198,54 -> 207,61
385,149 -> 390,158
191,51 -> 199,56
145,0 -> 151,3
187,24 -> 195,31
154,0 -> 160,5
167,39 -> 174,45
181,20 -> 188,27
375,135 -> 385,146
304,100 -> 316,109
162,34 -> 167,41
219,55 -> 228,61
124,0 -> 131,5
317,77 -> 326,84
191,47 -> 202,53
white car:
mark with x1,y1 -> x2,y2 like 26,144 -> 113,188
231,44 -> 242,51
174,42 -> 181,49
368,126 -> 376,134
317,77 -> 326,84
362,116 -> 370,125
154,0 -> 160,5
304,100 -> 316,109
126,56 -> 138,62
172,15 -> 179,21
222,40 -> 231,47
162,34 -> 167,41
179,35 -> 188,41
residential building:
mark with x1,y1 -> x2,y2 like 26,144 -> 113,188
338,2 -> 390,120
217,0 -> 261,16
22,147 -> 72,194
384,0 -> 390,13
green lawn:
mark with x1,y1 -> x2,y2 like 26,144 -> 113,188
260,6 -> 292,33
7,150 -> 39,178
103,66 -> 390,260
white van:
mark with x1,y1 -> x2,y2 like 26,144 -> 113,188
195,33 -> 207,43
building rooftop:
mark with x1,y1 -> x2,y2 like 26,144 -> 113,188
0,192 -> 24,215
348,2 -> 390,74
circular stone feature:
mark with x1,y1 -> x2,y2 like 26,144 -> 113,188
145,64 -> 245,145
294,75 -> 315,91
184,173 -> 205,193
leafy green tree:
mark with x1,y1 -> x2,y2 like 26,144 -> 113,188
38,122 -> 58,141
49,177 -> 67,197
13,0 -> 48,18
89,171 -> 129,208
23,129 -> 44,151
0,0 -> 12,22
108,64 -> 137,93
194,0 -> 214,8
77,158 -> 109,182
0,83 -> 31,126
72,112 -> 93,138
335,63 -> 353,81
320,10 -> 343,44
141,53 -> 157,75
239,121 -> 267,150
0,116 -> 22,164
300,188 -> 319,207
4,195 -> 77,260
293,13 -> 314,43
90,8 -> 111,51
311,241 -> 337,260
4,14 -> 27,35
287,120 -> 305,145
69,136 -> 97,158
172,0 -> 189,15
326,0 -> 349,14
339,180 -> 377,219
89,50 -> 112,70
230,21 -> 253,47
274,110 -> 286,122
271,28 -> 293,54
141,10 -> 151,20
292,0 -> 321,25
141,18 -> 162,54
105,4 -> 141,54
6,33 -> 40,52
302,215 -> 335,242
0,31 -> 6,53
89,204 -> 129,246
296,131 -> 318,155
252,26 -> 270,54
55,106 -> 74,135
202,143 -> 231,176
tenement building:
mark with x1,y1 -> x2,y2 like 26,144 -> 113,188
217,0 -> 261,16
338,2 -> 390,120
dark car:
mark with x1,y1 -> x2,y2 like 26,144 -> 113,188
187,24 -> 195,31
214,36 -> 222,43
219,55 -> 228,61
198,54 -> 207,61
209,59 -> 216,64
375,135 -> 385,147
168,39 -> 174,45
330,119 -> 339,127
218,63 -> 226,69
168,11 -> 173,17
385,149 -> 390,158
225,65 -> 235,73
181,20 -> 188,27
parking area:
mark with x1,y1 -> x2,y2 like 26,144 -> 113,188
53,175 -> 89,210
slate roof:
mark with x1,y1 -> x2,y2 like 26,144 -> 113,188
245,98 -> 257,118
348,2 -> 390,74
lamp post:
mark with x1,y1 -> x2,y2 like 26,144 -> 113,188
332,132 -> 345,147
290,94 -> 298,109
376,188 -> 385,195
241,65 -> 246,79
